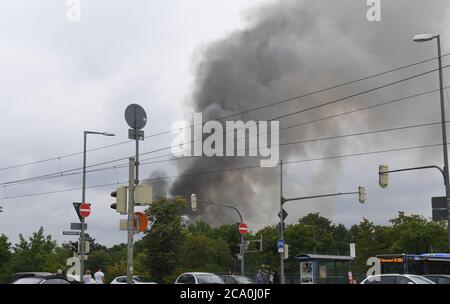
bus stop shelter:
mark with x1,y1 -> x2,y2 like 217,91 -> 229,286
296,254 -> 354,284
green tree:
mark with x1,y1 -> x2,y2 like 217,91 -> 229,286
386,212 -> 447,253
10,227 -> 65,273
0,235 -> 12,283
140,196 -> 186,283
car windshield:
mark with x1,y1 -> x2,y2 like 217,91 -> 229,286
409,275 -> 434,284
234,276 -> 255,283
197,274 -> 224,284
13,277 -> 45,284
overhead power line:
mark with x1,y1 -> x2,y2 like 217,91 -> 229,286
0,54 -> 448,172
1,119 -> 446,188
2,83 -> 447,187
0,142 -> 444,201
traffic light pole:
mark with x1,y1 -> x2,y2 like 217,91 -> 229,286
80,132 -> 87,283
195,199 -> 245,276
279,160 -> 285,284
279,161 -> 364,284
126,157 -> 135,284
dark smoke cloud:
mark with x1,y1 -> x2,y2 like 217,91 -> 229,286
170,0 -> 450,227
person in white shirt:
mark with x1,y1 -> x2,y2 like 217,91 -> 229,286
94,268 -> 105,284
83,270 -> 95,284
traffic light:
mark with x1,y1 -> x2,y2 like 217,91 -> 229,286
110,186 -> 127,214
358,186 -> 366,204
255,240 -> 262,251
379,165 -> 389,188
0,206 -> 2,213
69,241 -> 78,253
191,194 -> 197,212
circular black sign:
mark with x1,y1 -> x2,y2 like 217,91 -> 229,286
125,104 -> 147,130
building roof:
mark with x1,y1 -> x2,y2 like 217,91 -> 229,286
295,254 -> 354,261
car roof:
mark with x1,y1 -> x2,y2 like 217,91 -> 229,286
183,272 -> 218,275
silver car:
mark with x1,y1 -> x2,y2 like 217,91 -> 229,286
361,274 -> 435,284
175,272 -> 225,284
110,276 -> 157,284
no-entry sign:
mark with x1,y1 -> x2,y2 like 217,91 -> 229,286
79,203 -> 91,218
238,223 -> 248,235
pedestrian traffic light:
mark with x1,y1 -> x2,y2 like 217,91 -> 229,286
110,186 -> 127,214
191,194 -> 197,212
379,165 -> 389,188
358,186 -> 366,204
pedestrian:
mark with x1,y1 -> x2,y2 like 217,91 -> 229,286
94,267 -> 105,284
256,270 -> 263,284
269,271 -> 275,284
83,270 -> 95,284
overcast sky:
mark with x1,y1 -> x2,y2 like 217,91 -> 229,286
1,0 -> 450,247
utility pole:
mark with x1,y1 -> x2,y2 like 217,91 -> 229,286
126,157 -> 135,284
279,160 -> 285,284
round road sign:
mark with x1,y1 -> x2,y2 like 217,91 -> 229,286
125,104 -> 147,130
79,203 -> 91,218
238,223 -> 248,235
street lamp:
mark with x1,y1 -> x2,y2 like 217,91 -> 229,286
80,130 -> 115,282
190,194 -> 246,276
413,33 -> 450,251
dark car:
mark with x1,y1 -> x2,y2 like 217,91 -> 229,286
423,275 -> 450,284
220,275 -> 256,284
12,274 -> 79,284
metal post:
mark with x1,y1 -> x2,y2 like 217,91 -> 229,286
241,235 -> 245,276
127,157 -> 135,284
135,136 -> 139,185
436,35 -> 450,251
279,160 -> 285,284
80,132 -> 87,283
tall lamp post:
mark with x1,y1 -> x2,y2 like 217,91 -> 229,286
414,34 -> 450,251
80,131 -> 115,282
190,194 -> 246,276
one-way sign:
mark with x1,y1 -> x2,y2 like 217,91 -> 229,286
63,231 -> 81,236
73,202 -> 91,222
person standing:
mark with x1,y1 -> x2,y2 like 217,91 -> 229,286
256,270 -> 263,284
83,270 -> 95,284
94,268 -> 105,284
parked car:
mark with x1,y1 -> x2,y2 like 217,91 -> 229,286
110,276 -> 157,284
175,272 -> 225,284
220,275 -> 256,284
423,274 -> 450,284
361,274 -> 435,284
12,274 -> 77,284
11,272 -> 52,283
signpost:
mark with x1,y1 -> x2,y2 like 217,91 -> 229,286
124,103 -> 148,284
